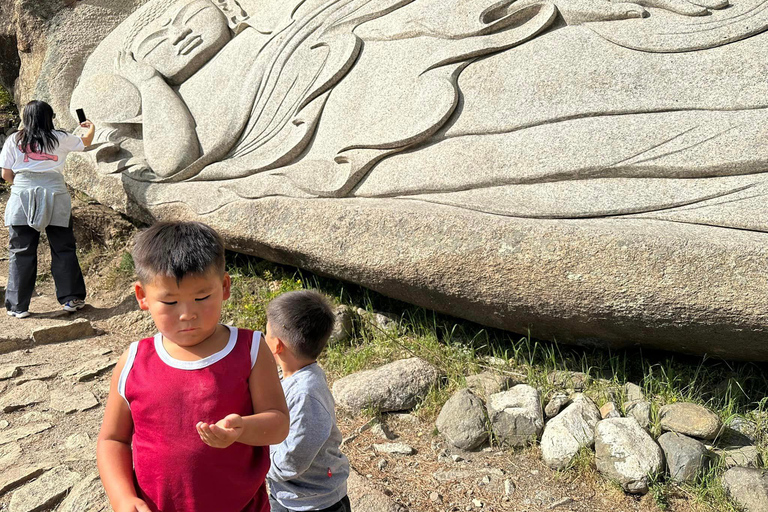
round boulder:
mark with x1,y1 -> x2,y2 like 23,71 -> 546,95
722,467 -> 768,512
541,396 -> 601,470
436,389 -> 488,450
487,384 -> 543,447
595,418 -> 665,494
332,358 -> 440,413
659,403 -> 722,440
658,432 -> 710,483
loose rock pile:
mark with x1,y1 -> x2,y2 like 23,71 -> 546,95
334,360 -> 767,511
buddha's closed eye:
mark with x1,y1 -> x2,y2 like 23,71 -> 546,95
136,2 -> 213,58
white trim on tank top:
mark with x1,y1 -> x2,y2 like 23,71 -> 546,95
118,326 -> 263,405
154,325 -> 238,370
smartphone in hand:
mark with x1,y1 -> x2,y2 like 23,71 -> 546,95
76,109 -> 86,124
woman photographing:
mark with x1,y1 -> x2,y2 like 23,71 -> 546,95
0,100 -> 93,318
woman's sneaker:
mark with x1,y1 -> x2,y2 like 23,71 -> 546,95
6,310 -> 30,319
62,299 -> 86,312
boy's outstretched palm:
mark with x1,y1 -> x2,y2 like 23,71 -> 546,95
196,414 -> 243,448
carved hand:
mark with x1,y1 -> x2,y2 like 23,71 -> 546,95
114,50 -> 159,87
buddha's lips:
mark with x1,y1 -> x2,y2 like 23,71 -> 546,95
178,35 -> 202,56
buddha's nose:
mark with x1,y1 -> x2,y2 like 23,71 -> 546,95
171,27 -> 193,45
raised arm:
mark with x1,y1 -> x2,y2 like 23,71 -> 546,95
97,350 -> 151,512
115,51 -> 200,177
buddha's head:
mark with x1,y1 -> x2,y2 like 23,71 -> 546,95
123,0 -> 245,85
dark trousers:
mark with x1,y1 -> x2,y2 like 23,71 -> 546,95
5,220 -> 86,312
269,495 -> 351,512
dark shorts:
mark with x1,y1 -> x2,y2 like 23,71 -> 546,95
268,495 -> 351,512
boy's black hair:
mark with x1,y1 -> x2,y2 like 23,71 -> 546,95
133,221 -> 225,284
267,290 -> 335,360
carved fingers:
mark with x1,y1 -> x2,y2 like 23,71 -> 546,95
114,50 -> 159,86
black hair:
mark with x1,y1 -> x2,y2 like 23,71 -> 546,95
267,290 -> 335,360
16,100 -> 63,154
132,221 -> 226,284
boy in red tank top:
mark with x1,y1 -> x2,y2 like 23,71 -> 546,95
96,221 -> 290,512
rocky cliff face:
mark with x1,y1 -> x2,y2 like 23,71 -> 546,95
0,0 -> 148,126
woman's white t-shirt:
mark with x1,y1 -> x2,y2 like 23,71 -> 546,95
0,131 -> 84,174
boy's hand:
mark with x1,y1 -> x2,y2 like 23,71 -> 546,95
196,414 -> 243,449
117,497 -> 151,512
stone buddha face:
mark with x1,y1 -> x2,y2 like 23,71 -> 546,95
130,0 -> 232,85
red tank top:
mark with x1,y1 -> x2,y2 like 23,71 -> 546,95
122,327 -> 270,512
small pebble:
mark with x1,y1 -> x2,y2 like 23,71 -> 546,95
472,499 -> 483,508
504,479 -> 515,495
430,492 -> 442,502
452,454 -> 464,463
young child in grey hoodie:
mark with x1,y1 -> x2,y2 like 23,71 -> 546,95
264,290 -> 350,512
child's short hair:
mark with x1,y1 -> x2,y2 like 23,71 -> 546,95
267,290 -> 335,360
133,221 -> 225,284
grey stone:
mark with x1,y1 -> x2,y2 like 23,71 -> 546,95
623,400 -> 651,430
624,383 -> 644,403
725,417 -> 758,444
328,305 -> 354,344
63,432 -> 91,450
0,423 -> 53,446
31,319 -> 95,345
465,372 -> 518,399
46,0 -> 768,364
370,423 -> 396,441
722,467 -> 768,512
595,418 -> 664,494
547,371 -> 590,391
15,367 -> 59,385
659,403 -> 722,440
487,385 -> 543,447
0,465 -> 46,496
716,445 -> 763,469
436,389 -> 489,450
333,358 -> 440,413
657,432 -> 709,483
49,386 -> 99,414
544,393 -> 570,419
8,466 -> 81,512
0,420 -> 8,429
0,443 -> 22,472
541,396 -> 601,470
599,402 -> 620,419
62,357 -> 116,382
0,381 -> 48,412
373,443 -> 415,455
57,473 -> 109,512
0,365 -> 21,380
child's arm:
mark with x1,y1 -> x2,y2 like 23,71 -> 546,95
267,394 -> 334,482
97,350 -> 151,512
197,335 -> 289,448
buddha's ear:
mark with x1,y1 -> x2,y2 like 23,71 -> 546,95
214,0 -> 250,32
